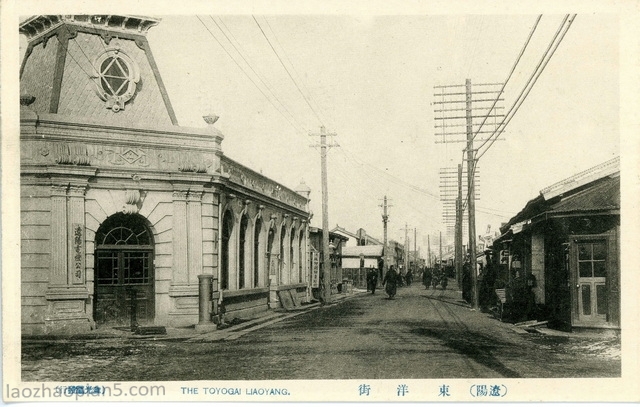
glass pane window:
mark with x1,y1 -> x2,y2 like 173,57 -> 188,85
123,252 -> 150,284
577,240 -> 607,278
581,284 -> 592,315
579,262 -> 592,278
593,261 -> 607,278
100,57 -> 131,96
97,252 -> 119,285
578,244 -> 591,260
592,242 -> 607,260
596,284 -> 608,315
96,213 -> 151,247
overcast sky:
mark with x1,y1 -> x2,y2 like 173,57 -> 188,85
149,13 -> 619,251
16,10 -> 622,255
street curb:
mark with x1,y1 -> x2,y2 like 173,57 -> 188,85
186,291 -> 365,343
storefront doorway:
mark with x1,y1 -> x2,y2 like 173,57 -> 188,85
572,238 -> 608,326
94,213 -> 155,326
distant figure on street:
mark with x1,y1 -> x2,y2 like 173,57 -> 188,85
462,259 -> 472,304
422,268 -> 432,289
383,265 -> 398,299
366,267 -> 378,295
406,269 -> 413,286
440,272 -> 448,289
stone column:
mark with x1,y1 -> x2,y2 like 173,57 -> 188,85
49,184 -> 68,287
45,181 -> 91,334
169,189 -> 198,326
187,190 -> 204,284
171,190 -> 189,284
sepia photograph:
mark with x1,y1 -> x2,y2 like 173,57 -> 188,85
2,0 -> 639,403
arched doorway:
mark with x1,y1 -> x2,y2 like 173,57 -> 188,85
254,218 -> 262,287
239,215 -> 248,289
299,231 -> 304,283
280,224 -> 287,284
221,210 -> 234,291
94,213 -> 154,325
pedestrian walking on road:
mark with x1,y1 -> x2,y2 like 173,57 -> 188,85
383,265 -> 398,299
366,267 -> 378,295
422,268 -> 432,289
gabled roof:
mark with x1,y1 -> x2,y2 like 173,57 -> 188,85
342,245 -> 384,257
499,159 -> 620,237
547,174 -> 619,215
540,156 -> 619,200
331,225 -> 359,239
330,225 -> 382,245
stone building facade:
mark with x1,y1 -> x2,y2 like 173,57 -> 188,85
19,15 -> 311,335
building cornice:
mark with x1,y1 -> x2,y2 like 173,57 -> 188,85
20,15 -> 160,41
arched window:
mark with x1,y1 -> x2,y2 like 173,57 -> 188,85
267,227 -> 275,276
290,227 -> 296,280
93,49 -> 140,112
221,211 -> 234,290
280,224 -> 286,283
96,213 -> 151,247
254,218 -> 262,287
299,231 -> 304,283
239,215 -> 248,289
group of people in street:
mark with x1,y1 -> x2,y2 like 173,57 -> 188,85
366,265 -> 414,299
421,266 -> 448,290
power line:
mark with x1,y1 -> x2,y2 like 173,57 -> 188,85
337,144 -> 440,200
476,15 -> 573,156
328,151 -> 442,227
196,16 -> 307,135
211,16 -> 308,134
252,15 -> 325,126
54,30 -> 94,80
471,15 -> 542,142
262,17 -> 334,129
462,14 -> 575,211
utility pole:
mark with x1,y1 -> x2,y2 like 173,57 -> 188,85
455,164 -> 463,286
427,235 -> 431,268
439,231 -> 443,269
433,80 -> 504,310
465,79 -> 479,310
400,223 -> 410,275
413,228 -> 417,270
379,196 -> 391,274
310,125 -> 338,304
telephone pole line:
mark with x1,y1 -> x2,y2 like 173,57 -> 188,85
465,79 -> 479,310
400,223 -> 411,275
439,231 -> 443,268
310,125 -> 338,304
379,196 -> 392,274
413,227 -> 417,270
433,80 -> 504,310
455,164 -> 463,286
427,235 -> 431,268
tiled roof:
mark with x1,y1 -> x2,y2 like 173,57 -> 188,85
499,160 -> 621,235
20,40 -> 57,113
56,33 -> 174,127
547,175 -> 619,214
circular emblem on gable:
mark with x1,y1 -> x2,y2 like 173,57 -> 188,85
93,48 -> 140,112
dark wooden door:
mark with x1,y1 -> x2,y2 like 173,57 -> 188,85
93,213 -> 155,326
95,249 -> 154,325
